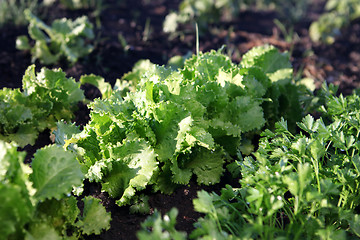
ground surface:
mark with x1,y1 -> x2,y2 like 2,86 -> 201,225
1,0 -> 360,239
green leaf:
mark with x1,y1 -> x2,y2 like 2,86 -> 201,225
193,190 -> 214,214
298,115 -> 319,133
349,214 -> 360,237
275,118 -> 289,133
170,159 -> 193,185
240,45 -> 292,84
4,125 -> 39,147
153,101 -> 190,161
129,194 -> 150,214
53,120 -> 81,147
283,163 -> 312,196
186,148 -> 225,185
310,139 -> 325,161
0,184 -> 33,239
25,222 -> 62,240
76,196 -> 111,235
107,139 -> 157,206
30,145 -> 84,201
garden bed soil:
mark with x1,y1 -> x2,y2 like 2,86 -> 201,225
1,0 -> 360,239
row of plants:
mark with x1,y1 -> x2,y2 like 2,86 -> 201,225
164,0 -> 360,45
3,0 -> 360,70
2,2 -> 360,240
4,43 -> 360,239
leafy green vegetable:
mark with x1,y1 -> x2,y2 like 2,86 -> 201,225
59,45 -> 306,209
0,65 -> 84,147
0,140 -> 110,239
16,9 -> 94,64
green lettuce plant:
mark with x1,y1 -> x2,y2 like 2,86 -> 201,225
0,65 -> 84,147
16,9 -> 94,65
57,45 -> 308,211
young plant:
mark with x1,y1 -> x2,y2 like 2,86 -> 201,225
57,45 -> 307,211
163,0 -> 231,35
16,9 -> 94,65
0,65 -> 84,147
309,0 -> 360,44
0,141 -> 111,239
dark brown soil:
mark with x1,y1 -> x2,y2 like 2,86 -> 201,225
1,0 -> 360,239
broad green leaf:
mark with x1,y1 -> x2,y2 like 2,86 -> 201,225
170,159 -> 193,184
30,145 -> 84,201
107,139 -> 157,206
234,96 -> 265,132
4,126 -> 38,148
186,148 -> 225,185
153,101 -> 189,161
76,196 -> 111,235
102,161 -> 136,198
25,222 -> 62,240
193,190 -> 214,214
0,140 -> 34,195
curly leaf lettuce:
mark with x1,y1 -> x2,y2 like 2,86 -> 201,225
62,46 -> 302,207
17,9 -> 94,65
0,65 -> 84,147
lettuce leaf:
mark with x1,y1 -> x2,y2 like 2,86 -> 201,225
0,140 -> 110,238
